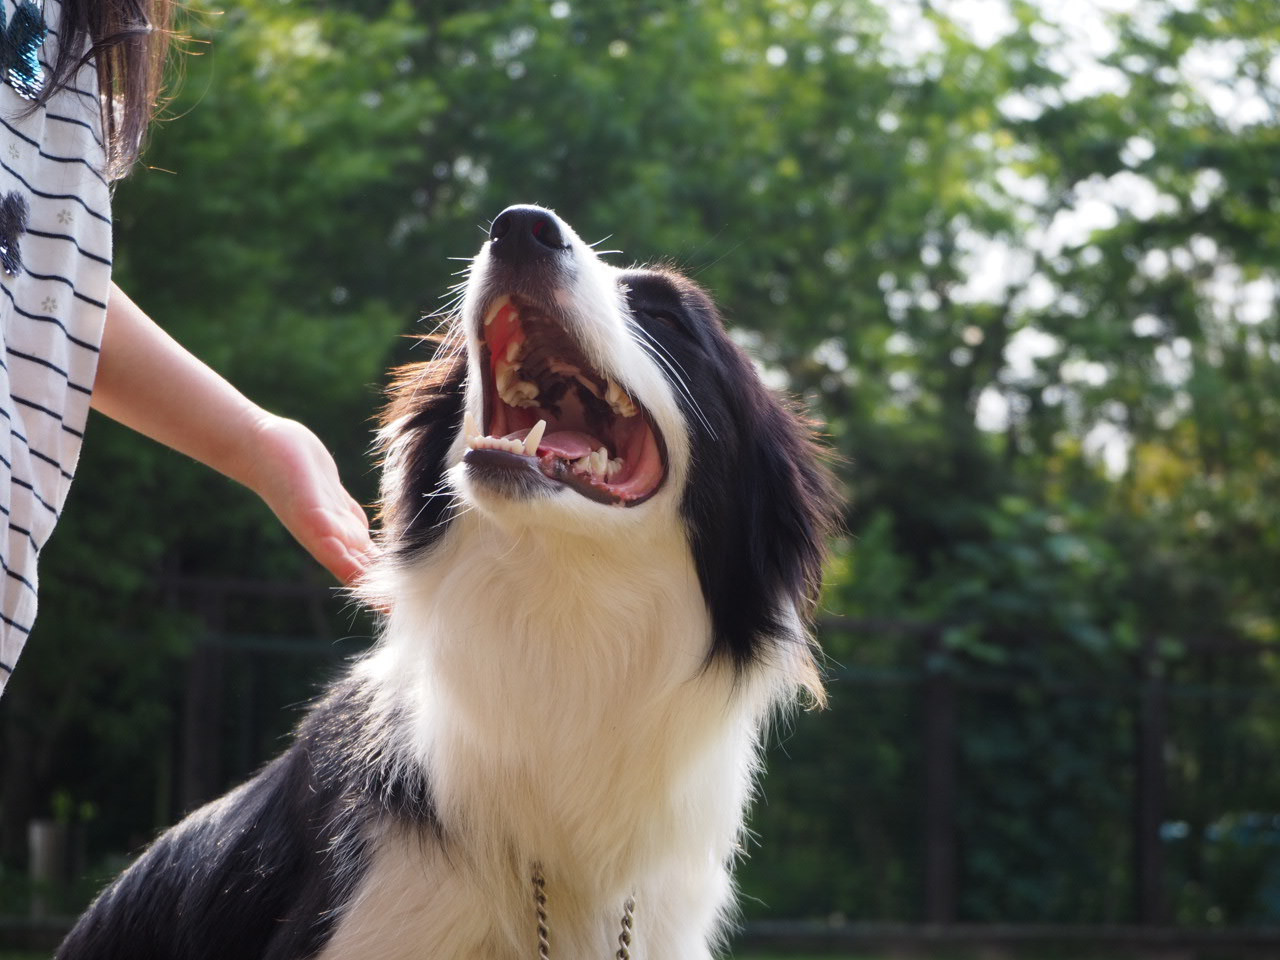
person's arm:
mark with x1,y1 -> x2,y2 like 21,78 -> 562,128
91,283 -> 374,585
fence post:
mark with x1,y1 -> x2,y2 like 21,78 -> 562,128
923,628 -> 957,923
179,591 -> 227,814
28,819 -> 67,919
1134,633 -> 1167,924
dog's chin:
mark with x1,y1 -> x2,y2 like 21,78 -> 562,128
461,447 -> 566,502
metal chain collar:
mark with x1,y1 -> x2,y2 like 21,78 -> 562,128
532,864 -> 636,960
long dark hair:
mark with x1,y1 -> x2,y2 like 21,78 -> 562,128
35,0 -> 176,179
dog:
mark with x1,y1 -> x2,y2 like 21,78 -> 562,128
58,205 -> 839,960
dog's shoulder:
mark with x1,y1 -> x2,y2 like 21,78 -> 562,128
57,679 -> 424,960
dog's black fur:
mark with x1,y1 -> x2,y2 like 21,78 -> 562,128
57,684 -> 435,959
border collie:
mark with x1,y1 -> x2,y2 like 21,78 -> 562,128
58,205 -> 839,960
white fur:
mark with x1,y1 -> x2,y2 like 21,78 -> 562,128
329,218 -> 810,959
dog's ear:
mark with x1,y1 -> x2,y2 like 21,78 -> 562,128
682,339 -> 840,693
377,350 -> 469,557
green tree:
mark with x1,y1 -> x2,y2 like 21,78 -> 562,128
2,0 -> 1276,929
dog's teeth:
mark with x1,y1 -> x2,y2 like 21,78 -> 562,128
606,379 -> 638,418
607,457 -> 623,478
510,380 -> 540,406
576,374 -> 602,399
506,340 -> 522,363
472,435 -> 526,455
496,363 -> 515,396
484,294 -> 511,326
496,358 -> 540,408
464,411 -> 481,444
524,419 -> 547,455
572,455 -> 591,474
549,359 -> 579,377
589,448 -> 609,478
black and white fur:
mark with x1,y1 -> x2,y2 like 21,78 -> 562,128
58,206 -> 838,960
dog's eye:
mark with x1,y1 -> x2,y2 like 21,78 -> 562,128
641,309 -> 683,331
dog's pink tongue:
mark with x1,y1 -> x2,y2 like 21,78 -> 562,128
536,430 -> 598,459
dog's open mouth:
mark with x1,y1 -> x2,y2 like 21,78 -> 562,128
464,295 -> 667,505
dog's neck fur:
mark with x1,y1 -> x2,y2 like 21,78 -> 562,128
353,507 -> 777,954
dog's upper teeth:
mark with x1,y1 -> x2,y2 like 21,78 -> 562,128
606,379 -> 637,418
505,339 -> 523,363
484,294 -> 512,326
464,411 -> 481,443
509,380 -> 539,406
495,356 -> 540,408
496,363 -> 515,396
549,358 -> 579,377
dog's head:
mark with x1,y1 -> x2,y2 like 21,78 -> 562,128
376,205 -> 839,679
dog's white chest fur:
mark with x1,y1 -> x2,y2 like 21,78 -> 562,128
320,514 -> 776,960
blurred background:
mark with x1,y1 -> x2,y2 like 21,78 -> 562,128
2,0 -> 1279,956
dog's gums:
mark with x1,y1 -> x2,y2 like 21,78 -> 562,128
467,294 -> 667,505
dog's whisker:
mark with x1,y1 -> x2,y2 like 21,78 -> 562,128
631,325 -> 717,439
424,301 -> 465,324
640,335 -> 708,428
429,296 -> 466,316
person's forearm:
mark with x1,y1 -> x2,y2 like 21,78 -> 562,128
92,283 -> 374,584
91,283 -> 266,489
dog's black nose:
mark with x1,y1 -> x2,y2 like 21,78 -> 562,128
489,205 -> 568,262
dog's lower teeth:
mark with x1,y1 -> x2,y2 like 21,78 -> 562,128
524,419 -> 547,456
565,448 -> 619,481
470,434 -> 526,455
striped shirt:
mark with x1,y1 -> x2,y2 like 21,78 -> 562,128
0,0 -> 112,695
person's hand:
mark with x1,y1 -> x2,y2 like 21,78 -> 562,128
243,414 -> 375,585
93,285 -> 377,585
